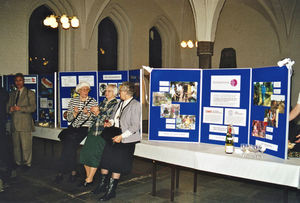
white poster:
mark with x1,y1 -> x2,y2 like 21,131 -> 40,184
40,98 -> 48,108
203,107 -> 223,124
210,92 -> 240,107
211,75 -> 241,91
224,108 -> 247,126
256,140 -> 278,151
61,76 -> 77,87
78,75 -> 95,86
209,134 -> 239,142
24,76 -> 37,84
103,74 -> 122,80
158,131 -> 189,138
159,81 -> 170,86
209,124 -> 239,135
61,98 -> 71,109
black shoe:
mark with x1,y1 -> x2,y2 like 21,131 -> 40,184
68,174 -> 77,183
93,174 -> 109,194
54,174 -> 63,183
77,179 -> 93,187
99,178 -> 119,201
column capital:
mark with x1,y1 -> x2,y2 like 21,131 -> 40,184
197,41 -> 214,56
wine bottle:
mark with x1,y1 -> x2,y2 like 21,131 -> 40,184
225,125 -> 234,154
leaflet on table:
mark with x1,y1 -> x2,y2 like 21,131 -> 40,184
78,75 -> 95,86
61,76 -> 76,87
211,75 -> 241,91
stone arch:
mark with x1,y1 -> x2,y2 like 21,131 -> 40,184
27,0 -> 77,71
150,15 -> 179,68
87,3 -> 131,70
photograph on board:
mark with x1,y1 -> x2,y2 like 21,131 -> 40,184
160,104 -> 180,118
176,115 -> 196,130
251,120 -> 267,138
253,82 -> 273,106
170,82 -> 197,103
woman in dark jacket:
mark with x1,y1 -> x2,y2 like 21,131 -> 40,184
94,82 -> 141,201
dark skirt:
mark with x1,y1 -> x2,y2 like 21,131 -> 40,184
80,134 -> 106,168
100,142 -> 136,174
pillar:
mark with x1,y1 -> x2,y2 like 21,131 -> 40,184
197,41 -> 214,69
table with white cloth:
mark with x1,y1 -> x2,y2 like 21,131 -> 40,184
32,128 -> 300,201
134,136 -> 300,201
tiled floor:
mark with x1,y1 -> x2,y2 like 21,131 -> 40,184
0,138 -> 299,202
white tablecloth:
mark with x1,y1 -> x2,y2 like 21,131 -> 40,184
32,127 -> 300,188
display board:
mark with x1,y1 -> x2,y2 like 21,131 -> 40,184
148,66 -> 290,159
98,71 -> 128,102
37,74 -> 56,127
250,66 -> 289,159
59,71 -> 98,128
149,69 -> 201,142
4,75 -> 39,121
200,68 -> 251,146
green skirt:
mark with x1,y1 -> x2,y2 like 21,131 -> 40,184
80,132 -> 106,168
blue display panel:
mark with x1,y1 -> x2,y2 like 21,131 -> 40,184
59,72 -> 98,128
149,69 -> 201,142
250,66 -> 289,159
98,71 -> 128,102
200,69 -> 251,147
4,75 -> 39,121
37,74 -> 56,127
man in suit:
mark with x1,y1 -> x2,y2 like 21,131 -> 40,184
7,73 -> 36,170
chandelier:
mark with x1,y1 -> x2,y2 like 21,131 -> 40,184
43,14 -> 79,29
180,40 -> 198,48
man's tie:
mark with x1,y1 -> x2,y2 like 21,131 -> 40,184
15,90 -> 20,105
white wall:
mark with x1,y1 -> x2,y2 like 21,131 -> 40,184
213,0 -> 300,106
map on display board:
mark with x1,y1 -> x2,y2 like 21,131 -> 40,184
148,66 -> 290,159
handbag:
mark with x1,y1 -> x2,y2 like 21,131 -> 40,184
58,98 -> 92,141
100,126 -> 122,144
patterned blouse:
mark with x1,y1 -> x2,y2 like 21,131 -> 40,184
89,98 -> 118,136
67,96 -> 98,128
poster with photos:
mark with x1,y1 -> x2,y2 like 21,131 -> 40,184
149,69 -> 201,143
250,66 -> 289,159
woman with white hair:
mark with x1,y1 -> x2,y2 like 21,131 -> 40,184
55,82 -> 98,183
79,84 -> 118,187
94,82 -> 141,201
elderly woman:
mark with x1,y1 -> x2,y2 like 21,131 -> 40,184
94,82 -> 141,201
79,84 -> 118,186
55,82 -> 98,183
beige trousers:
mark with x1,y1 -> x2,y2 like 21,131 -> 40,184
12,131 -> 32,166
